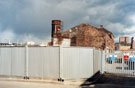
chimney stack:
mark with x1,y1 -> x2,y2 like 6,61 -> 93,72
100,25 -> 104,29
51,20 -> 62,38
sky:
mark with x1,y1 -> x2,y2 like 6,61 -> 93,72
0,0 -> 135,43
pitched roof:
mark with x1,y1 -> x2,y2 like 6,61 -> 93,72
62,23 -> 113,36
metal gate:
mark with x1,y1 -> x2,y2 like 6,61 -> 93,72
103,52 -> 135,76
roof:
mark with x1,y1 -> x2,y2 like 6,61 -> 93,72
62,23 -> 114,37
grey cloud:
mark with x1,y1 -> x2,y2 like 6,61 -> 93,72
0,0 -> 135,43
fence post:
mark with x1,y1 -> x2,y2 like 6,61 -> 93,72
24,45 -> 29,79
59,46 -> 64,81
101,51 -> 105,74
93,48 -> 95,75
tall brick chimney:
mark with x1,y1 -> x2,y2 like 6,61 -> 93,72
51,20 -> 62,38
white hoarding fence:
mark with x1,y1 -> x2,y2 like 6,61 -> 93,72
0,46 -> 102,80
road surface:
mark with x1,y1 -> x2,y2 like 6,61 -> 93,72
81,73 -> 135,88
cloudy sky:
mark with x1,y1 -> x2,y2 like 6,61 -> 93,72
0,0 -> 135,43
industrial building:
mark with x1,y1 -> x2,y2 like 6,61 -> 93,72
115,37 -> 131,51
119,37 -> 130,45
51,20 -> 115,51
115,37 -> 135,51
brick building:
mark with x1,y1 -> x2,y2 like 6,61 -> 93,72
115,37 -> 131,51
119,37 -> 130,45
51,20 -> 115,51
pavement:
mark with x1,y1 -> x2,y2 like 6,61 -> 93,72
0,77 -> 85,88
0,80 -> 79,88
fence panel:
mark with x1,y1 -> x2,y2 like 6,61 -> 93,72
0,47 -> 25,77
62,47 -> 94,79
0,48 -> 12,76
79,48 -> 94,78
93,49 -> 101,74
28,47 -> 60,79
28,47 -> 43,78
42,47 -> 60,78
11,47 -> 25,76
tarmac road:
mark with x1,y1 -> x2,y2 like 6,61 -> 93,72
81,73 -> 135,88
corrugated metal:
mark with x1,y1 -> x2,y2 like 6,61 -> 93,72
28,47 -> 60,79
62,47 -> 94,79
